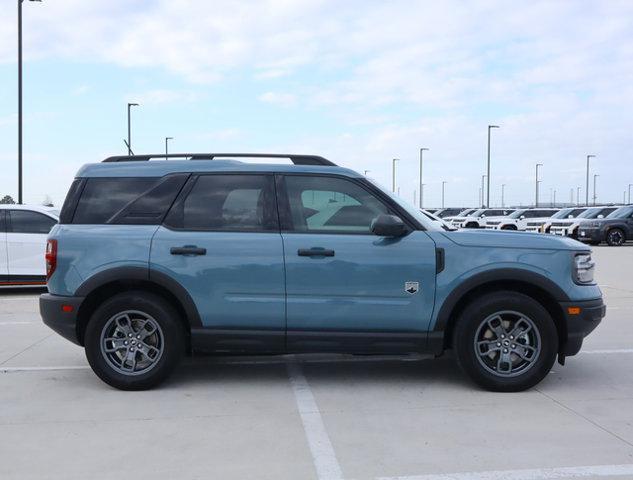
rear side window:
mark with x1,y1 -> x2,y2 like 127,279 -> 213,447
165,174 -> 278,231
72,177 -> 159,224
9,210 -> 57,234
0,211 -> 5,232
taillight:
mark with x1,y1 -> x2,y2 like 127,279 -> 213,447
45,239 -> 57,281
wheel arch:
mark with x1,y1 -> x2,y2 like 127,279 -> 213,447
433,269 -> 569,352
75,267 -> 202,346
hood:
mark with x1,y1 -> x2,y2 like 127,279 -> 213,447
440,228 -> 589,250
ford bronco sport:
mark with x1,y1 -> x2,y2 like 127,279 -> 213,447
40,153 -> 605,391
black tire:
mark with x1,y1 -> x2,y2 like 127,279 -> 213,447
501,225 -> 517,230
465,222 -> 479,228
84,291 -> 185,390
453,291 -> 558,392
606,228 -> 625,246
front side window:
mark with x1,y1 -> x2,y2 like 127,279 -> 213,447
9,210 -> 57,234
283,176 -> 389,233
165,174 -> 277,231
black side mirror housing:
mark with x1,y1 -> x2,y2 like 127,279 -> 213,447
371,214 -> 408,237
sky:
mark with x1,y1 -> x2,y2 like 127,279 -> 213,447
0,0 -> 632,208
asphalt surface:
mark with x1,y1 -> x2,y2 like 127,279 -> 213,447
1,245 -> 633,480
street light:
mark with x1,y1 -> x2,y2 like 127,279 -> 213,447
419,148 -> 429,209
127,102 -> 139,155
480,175 -> 487,207
364,170 -> 370,176
392,158 -> 399,193
577,186 -> 581,206
486,125 -> 499,208
17,0 -> 42,204
165,136 -> 173,159
535,163 -> 543,207
585,155 -> 595,206
593,174 -> 599,206
501,184 -> 506,208
628,184 -> 632,204
442,181 -> 447,208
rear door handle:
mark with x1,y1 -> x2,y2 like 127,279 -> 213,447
297,248 -> 335,257
170,245 -> 207,256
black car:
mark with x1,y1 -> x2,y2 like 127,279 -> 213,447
578,205 -> 633,246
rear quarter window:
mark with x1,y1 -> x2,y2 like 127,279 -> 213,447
72,177 -> 159,224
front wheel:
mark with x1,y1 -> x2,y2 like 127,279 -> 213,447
606,228 -> 625,246
453,291 -> 557,392
85,291 -> 185,390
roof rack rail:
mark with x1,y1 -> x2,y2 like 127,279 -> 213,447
102,153 -> 336,166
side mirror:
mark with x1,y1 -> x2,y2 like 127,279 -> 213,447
520,215 -> 526,220
371,214 -> 408,237
597,215 -> 604,219
568,215 -> 574,218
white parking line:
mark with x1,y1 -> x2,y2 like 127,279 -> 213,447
378,463 -> 633,480
583,349 -> 633,354
0,322 -> 35,326
287,360 -> 344,480
1,366 -> 90,373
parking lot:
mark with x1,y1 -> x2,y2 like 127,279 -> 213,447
0,246 -> 631,480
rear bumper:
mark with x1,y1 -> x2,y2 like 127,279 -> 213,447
40,293 -> 84,346
559,298 -> 606,356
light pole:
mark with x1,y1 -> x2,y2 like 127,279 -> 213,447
165,137 -> 173,159
535,163 -> 543,207
442,181 -> 447,208
364,170 -> 370,176
577,186 -> 581,206
127,102 -> 139,155
585,154 -> 595,206
593,174 -> 599,206
419,148 -> 429,209
486,125 -> 499,208
501,184 -> 506,208
392,158 -> 399,193
628,184 -> 632,204
553,189 -> 556,207
480,175 -> 487,207
17,0 -> 42,204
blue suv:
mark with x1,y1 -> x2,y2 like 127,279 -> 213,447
40,153 -> 605,391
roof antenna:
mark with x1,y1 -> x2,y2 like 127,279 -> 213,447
123,139 -> 135,156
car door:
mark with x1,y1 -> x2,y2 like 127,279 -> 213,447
0,211 -> 8,283
278,174 -> 437,353
6,209 -> 57,282
150,173 -> 286,353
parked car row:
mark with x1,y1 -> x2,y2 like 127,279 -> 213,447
424,204 -> 633,246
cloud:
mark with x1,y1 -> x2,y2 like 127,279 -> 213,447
125,89 -> 202,105
258,91 -> 297,107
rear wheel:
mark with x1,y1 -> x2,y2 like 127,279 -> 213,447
454,291 -> 557,392
501,225 -> 517,230
85,291 -> 185,390
606,228 -> 625,246
465,222 -> 479,228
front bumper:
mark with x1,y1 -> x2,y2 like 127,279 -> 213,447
577,228 -> 603,243
40,293 -> 84,346
559,298 -> 606,356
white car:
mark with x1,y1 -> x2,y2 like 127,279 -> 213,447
485,208 -> 558,231
443,208 -> 477,224
535,207 -> 588,234
452,208 -> 514,228
549,206 -> 620,238
0,204 -> 59,287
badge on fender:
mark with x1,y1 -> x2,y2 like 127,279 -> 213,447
405,281 -> 419,294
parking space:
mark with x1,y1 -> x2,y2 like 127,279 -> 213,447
1,246 -> 633,480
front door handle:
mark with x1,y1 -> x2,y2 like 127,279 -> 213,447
297,248 -> 335,257
170,245 -> 207,256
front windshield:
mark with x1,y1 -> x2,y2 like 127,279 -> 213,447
457,208 -> 475,216
551,208 -> 574,219
365,178 -> 441,231
508,209 -> 527,219
470,209 -> 486,217
578,208 -> 609,219
607,206 -> 633,219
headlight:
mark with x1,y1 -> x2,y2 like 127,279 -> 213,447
573,253 -> 595,284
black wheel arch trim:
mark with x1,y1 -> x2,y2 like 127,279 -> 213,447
433,268 -> 570,333
74,266 -> 202,328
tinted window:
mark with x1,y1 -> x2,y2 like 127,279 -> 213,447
165,175 -> 277,231
73,177 -> 159,224
0,211 -> 5,232
284,176 -> 389,233
9,210 -> 56,234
